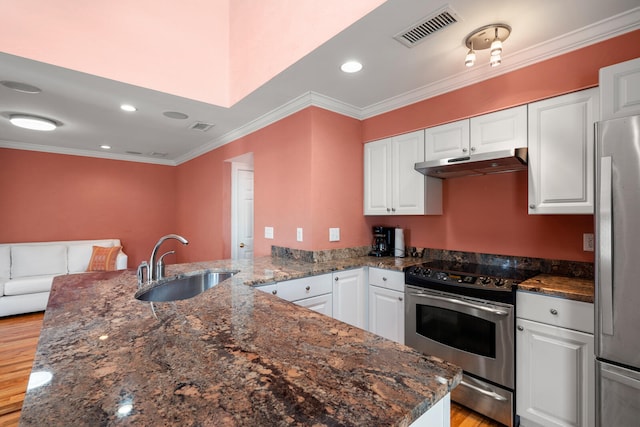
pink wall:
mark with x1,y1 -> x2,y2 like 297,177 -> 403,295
0,149 -> 177,266
175,107 -> 371,261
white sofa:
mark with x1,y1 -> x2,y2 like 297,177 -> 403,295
0,239 -> 127,317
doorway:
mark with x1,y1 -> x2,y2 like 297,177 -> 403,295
229,154 -> 254,260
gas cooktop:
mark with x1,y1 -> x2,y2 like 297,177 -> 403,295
404,260 -> 539,304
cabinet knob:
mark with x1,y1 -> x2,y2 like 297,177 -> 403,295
529,204 -> 536,209
470,146 -> 476,152
391,208 -> 396,212
382,277 -> 387,281
272,290 -> 277,295
517,325 -> 524,331
399,297 -> 403,301
305,285 -> 311,291
387,208 -> 391,212
335,277 -> 339,281
462,147 -> 468,153
550,308 -> 558,315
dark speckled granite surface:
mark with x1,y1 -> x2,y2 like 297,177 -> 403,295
20,256 -> 460,426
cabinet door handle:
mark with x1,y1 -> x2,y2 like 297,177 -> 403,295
470,146 -> 476,152
335,277 -> 339,281
272,290 -> 277,295
387,208 -> 391,212
382,277 -> 387,281
305,285 -> 311,291
550,308 -> 558,315
529,204 -> 536,209
399,297 -> 403,301
517,325 -> 524,331
391,208 -> 396,212
462,147 -> 468,153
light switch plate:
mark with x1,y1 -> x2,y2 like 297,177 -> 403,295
296,228 -> 303,242
265,226 -> 274,239
329,228 -> 340,242
583,233 -> 594,251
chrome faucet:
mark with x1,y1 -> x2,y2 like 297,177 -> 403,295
137,234 -> 189,287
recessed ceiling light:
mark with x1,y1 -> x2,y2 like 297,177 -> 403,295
100,145 -> 111,150
0,81 -> 42,94
9,114 -> 57,131
120,104 -> 137,112
340,60 -> 363,73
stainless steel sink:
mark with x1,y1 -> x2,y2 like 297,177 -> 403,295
135,271 -> 236,302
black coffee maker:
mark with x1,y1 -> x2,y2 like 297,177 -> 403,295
369,226 -> 394,257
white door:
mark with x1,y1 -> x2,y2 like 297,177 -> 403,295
368,285 -> 404,344
516,318 -> 594,427
232,163 -> 254,259
332,269 -> 366,329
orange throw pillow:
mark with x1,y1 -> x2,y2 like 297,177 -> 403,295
87,246 -> 121,271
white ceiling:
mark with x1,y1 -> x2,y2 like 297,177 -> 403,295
1,0 -> 638,165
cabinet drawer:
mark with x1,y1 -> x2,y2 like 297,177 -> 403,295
276,273 -> 332,302
517,291 -> 593,333
368,267 -> 404,292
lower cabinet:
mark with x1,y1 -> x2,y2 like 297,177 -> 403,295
258,273 -> 333,316
516,292 -> 594,427
368,268 -> 405,345
332,268 -> 367,329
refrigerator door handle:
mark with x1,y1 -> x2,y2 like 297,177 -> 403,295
599,156 -> 614,335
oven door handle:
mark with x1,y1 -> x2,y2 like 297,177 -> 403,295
408,292 -> 509,316
459,380 -> 508,401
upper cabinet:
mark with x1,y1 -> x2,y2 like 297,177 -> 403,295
364,130 -> 442,216
600,57 -> 640,120
424,120 -> 469,160
528,88 -> 599,214
424,106 -> 527,161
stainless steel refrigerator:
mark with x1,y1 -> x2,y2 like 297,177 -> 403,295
595,114 -> 640,427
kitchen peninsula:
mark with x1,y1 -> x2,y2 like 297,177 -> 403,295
19,257 -> 461,426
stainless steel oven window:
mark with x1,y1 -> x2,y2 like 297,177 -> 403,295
415,304 -> 497,358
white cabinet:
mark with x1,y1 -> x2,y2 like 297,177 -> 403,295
600,57 -> 640,120
259,274 -> 333,316
424,119 -> 470,160
528,88 -> 599,214
516,292 -> 594,427
424,106 -> 527,161
332,268 -> 367,329
364,130 -> 442,215
368,268 -> 404,344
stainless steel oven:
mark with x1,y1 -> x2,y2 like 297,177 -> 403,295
404,261 -> 537,427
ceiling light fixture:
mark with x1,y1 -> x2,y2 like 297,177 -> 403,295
9,114 -> 57,131
120,104 -> 137,112
340,60 -> 363,73
463,24 -> 510,68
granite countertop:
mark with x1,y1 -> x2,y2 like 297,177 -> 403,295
517,274 -> 594,303
20,256 -> 461,426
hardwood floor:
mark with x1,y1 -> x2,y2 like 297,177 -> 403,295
0,312 -> 503,427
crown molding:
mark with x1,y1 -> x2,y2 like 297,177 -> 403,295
0,139 -> 176,165
174,91 -> 362,165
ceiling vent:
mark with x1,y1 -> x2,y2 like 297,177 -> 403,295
190,121 -> 215,132
393,6 -> 460,48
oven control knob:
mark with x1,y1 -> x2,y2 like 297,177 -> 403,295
480,277 -> 491,285
495,278 -> 506,287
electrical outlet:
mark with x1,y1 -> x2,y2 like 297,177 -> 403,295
265,226 -> 274,239
329,228 -> 340,242
583,233 -> 594,252
296,228 -> 303,242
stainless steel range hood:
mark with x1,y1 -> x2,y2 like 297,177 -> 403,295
414,147 -> 528,179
